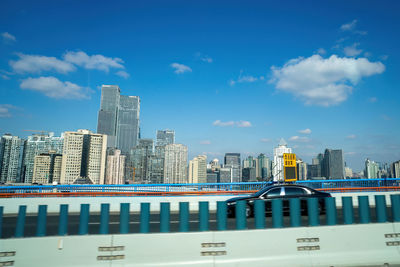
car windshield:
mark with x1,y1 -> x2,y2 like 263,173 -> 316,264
252,185 -> 275,197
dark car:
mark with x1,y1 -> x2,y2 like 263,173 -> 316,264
226,184 -> 332,218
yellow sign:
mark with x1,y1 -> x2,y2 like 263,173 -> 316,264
283,153 -> 296,167
283,153 -> 297,182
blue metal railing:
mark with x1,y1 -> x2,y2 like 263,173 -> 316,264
1,194 -> 399,239
0,178 -> 399,194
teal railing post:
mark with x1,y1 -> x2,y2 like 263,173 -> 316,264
272,199 -> 283,228
58,204 -> 68,236
216,201 -> 227,231
358,196 -> 370,224
199,201 -> 209,231
119,203 -> 130,234
140,203 -> 150,233
179,202 -> 189,232
36,205 -> 47,237
99,203 -> 110,234
307,198 -> 320,226
289,198 -> 301,227
78,204 -> 90,235
160,202 -> 170,233
254,200 -> 265,229
0,206 -> 3,238
235,200 -> 247,230
391,195 -> 400,222
342,197 -> 354,224
375,195 -> 387,223
15,205 -> 27,237
325,197 -> 337,225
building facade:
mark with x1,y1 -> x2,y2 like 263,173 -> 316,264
188,155 -> 207,183
60,130 -> 107,184
322,149 -> 344,179
32,152 -> 62,184
0,134 -> 23,183
156,130 -> 175,147
272,138 -> 292,182
224,153 -> 241,183
105,149 -> 125,184
365,159 -> 379,179
163,144 -> 188,183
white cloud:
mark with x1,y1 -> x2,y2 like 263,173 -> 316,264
260,138 -> 271,143
316,48 -> 326,55
63,51 -> 124,72
1,74 -> 10,80
10,53 -> 76,74
341,19 -> 358,31
289,136 -> 310,142
369,97 -> 377,103
212,120 -> 252,128
382,115 -> 391,121
116,70 -> 130,79
200,140 -> 211,145
201,56 -> 213,63
298,128 -> 312,134
347,134 -> 357,139
343,43 -> 362,57
20,76 -> 92,99
170,63 -> 192,74
0,104 -> 17,117
269,54 -> 385,106
230,71 -> 259,86
236,121 -> 252,128
2,32 -> 16,42
380,55 -> 389,61
345,151 -> 357,156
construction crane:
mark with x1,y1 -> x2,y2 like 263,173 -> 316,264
23,129 -> 50,136
126,166 -> 136,183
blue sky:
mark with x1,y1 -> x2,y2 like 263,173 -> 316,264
1,0 -> 399,172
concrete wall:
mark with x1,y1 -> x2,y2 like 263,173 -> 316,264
0,192 -> 399,214
1,222 -> 399,266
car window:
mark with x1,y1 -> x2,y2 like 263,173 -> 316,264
285,187 -> 307,196
265,187 -> 282,197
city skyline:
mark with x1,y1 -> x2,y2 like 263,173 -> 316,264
1,1 -> 400,172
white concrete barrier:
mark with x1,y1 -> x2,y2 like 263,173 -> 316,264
0,192 -> 398,214
1,223 -> 399,266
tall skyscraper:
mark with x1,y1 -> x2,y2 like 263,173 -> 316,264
105,149 -> 125,184
391,160 -> 400,178
60,130 -> 107,184
188,155 -> 207,183
296,159 -> 307,180
224,153 -> 241,182
272,138 -> 292,182
156,130 -> 175,147
364,159 -> 379,179
257,153 -> 271,180
32,152 -> 62,184
21,132 -> 64,184
164,144 -> 188,183
0,134 -> 24,183
322,149 -> 344,179
130,139 -> 154,183
97,85 -> 140,154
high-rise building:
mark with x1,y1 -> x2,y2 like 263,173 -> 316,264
60,130 -> 107,184
257,154 -> 271,180
32,152 -> 62,184
130,139 -> 154,183
219,167 -> 232,183
188,155 -> 207,183
321,149 -> 344,179
156,130 -> 175,147
97,85 -> 140,154
364,159 -> 379,179
21,132 -> 64,184
97,85 -> 120,148
224,153 -> 241,182
0,134 -> 24,183
242,167 -> 256,182
391,160 -> 400,178
307,164 -> 321,179
117,95 -> 140,154
105,149 -> 125,184
345,167 -> 353,178
272,138 -> 292,182
164,144 -> 188,183
296,159 -> 307,180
